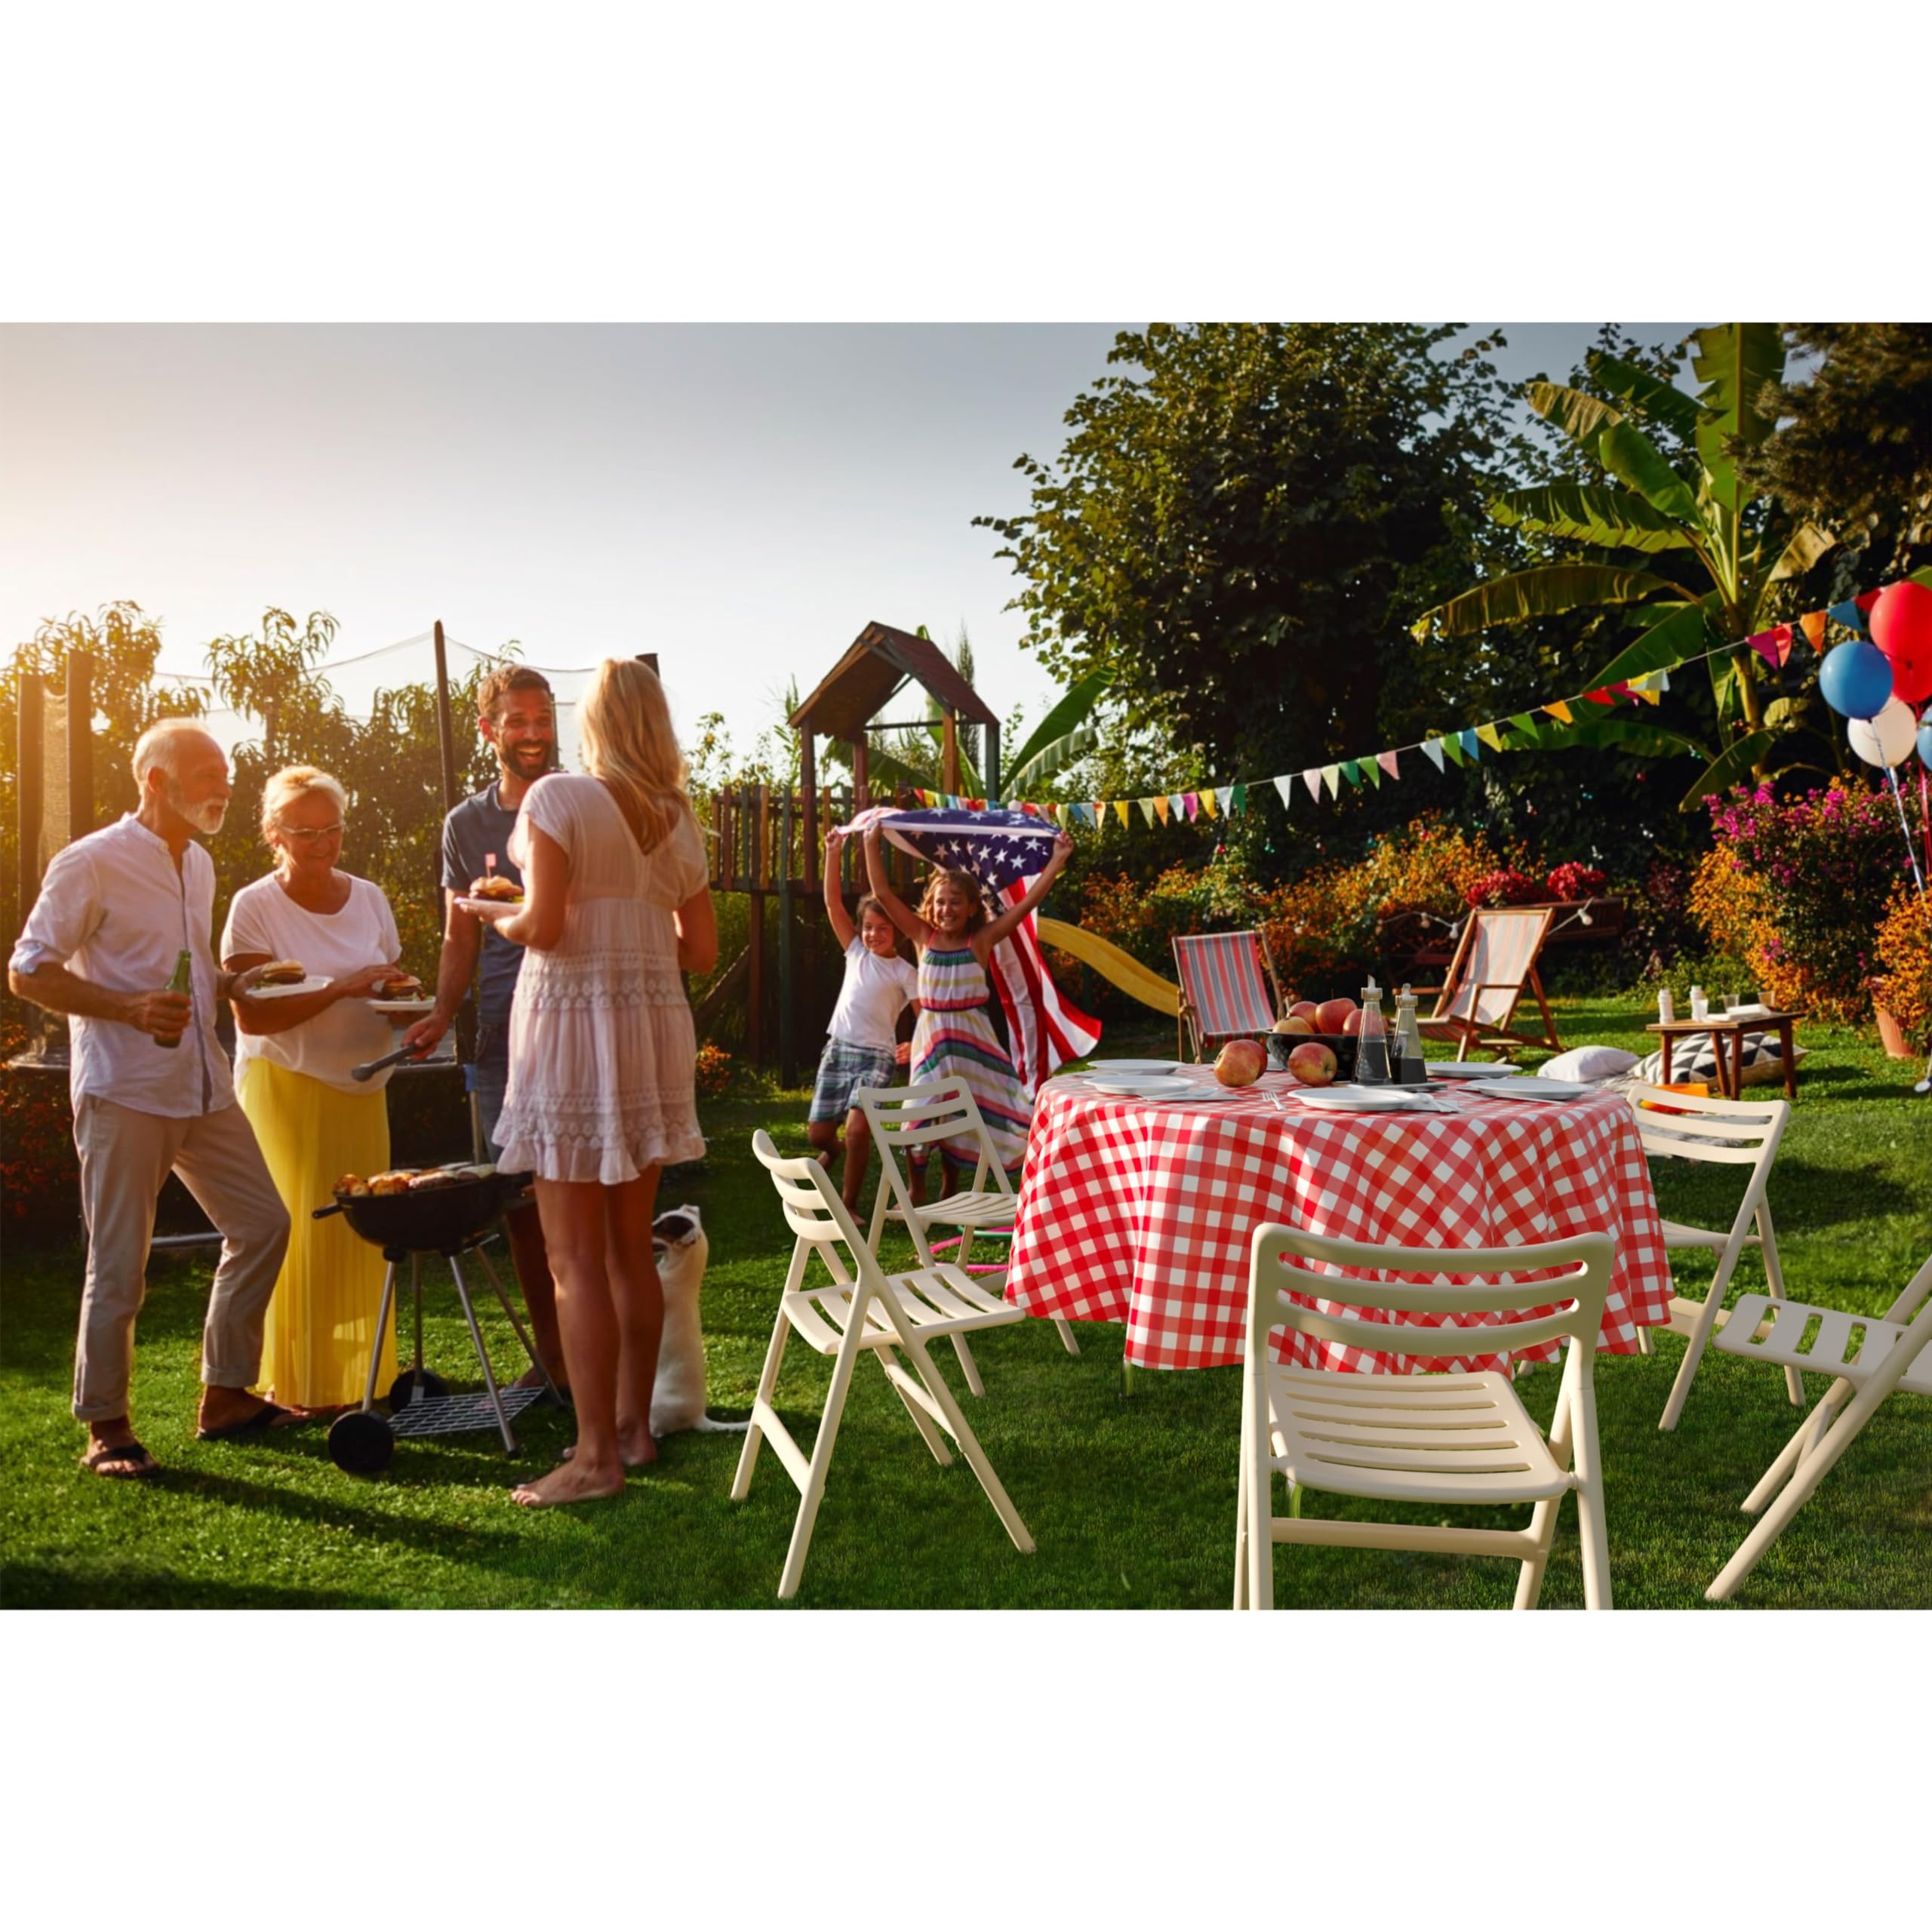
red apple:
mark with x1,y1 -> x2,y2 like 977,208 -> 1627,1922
1289,999 -> 1319,1022
1342,1008 -> 1363,1036
1214,1038 -> 1267,1087
1286,1041 -> 1337,1086
1315,997 -> 1357,1035
1272,1014 -> 1313,1035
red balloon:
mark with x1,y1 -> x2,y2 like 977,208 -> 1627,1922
1871,581 -> 1932,705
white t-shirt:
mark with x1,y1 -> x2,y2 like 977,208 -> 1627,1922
827,936 -> 918,1052
221,873 -> 402,1094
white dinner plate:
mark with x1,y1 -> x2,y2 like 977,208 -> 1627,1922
455,894 -> 523,917
244,976 -> 333,1000
371,997 -> 436,1017
1084,1075 -> 1198,1100
1294,1084 -> 1438,1112
1083,1058 -> 1183,1075
1427,1062 -> 1524,1079
1469,1076 -> 1592,1100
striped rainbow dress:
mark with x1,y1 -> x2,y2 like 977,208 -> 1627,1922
912,946 -> 1032,1173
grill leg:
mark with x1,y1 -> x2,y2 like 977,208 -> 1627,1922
449,1253 -> 518,1454
362,1262 -> 398,1413
470,1243 -> 563,1402
411,1254 -> 425,1377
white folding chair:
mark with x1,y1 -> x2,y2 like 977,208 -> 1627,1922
860,1080 -> 1079,1392
731,1131 -> 1036,1601
1626,1084 -> 1803,1430
1706,1249 -> 1932,1602
1235,1224 -> 1618,1611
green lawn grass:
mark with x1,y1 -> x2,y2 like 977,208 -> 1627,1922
4,993 -> 1926,1610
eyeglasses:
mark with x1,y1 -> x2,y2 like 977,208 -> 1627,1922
279,822 -> 344,844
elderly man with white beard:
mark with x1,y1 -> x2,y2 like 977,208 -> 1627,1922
9,718 -> 296,1478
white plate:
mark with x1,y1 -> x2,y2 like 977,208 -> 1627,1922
1427,1062 -> 1524,1079
455,895 -> 523,917
1294,1084 -> 1437,1111
370,997 -> 435,1017
245,976 -> 333,1000
1083,1058 -> 1183,1075
1469,1076 -> 1592,1100
1084,1075 -> 1198,1100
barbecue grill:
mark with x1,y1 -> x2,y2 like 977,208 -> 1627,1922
315,1165 -> 561,1475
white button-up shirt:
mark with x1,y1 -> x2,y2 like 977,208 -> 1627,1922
9,814 -> 235,1117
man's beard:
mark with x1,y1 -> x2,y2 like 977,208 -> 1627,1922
507,743 -> 553,773
166,783 -> 228,835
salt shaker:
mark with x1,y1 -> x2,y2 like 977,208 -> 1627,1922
1689,984 -> 1708,1022
1658,989 -> 1675,1025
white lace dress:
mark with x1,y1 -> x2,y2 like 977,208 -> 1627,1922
493,774 -> 709,1184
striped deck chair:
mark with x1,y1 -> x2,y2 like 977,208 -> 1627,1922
1416,906 -> 1562,1060
1172,930 -> 1283,1062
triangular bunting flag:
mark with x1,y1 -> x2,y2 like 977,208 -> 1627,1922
1854,588 -> 1882,612
1199,788 -> 1217,820
1362,754 -> 1382,789
1421,737 -> 1447,773
1229,783 -> 1247,817
1543,700 -> 1574,724
1378,750 -> 1401,781
1114,800 -> 1131,829
1475,723 -> 1504,754
1137,797 -> 1156,827
1338,760 -> 1361,788
1182,792 -> 1199,822
1217,786 -> 1234,817
1440,734 -> 1464,768
1275,775 -> 1297,811
1582,688 -> 1618,706
1153,795 -> 1170,826
1303,769 -> 1323,803
1828,599 -> 1864,630
1508,712 -> 1540,742
1460,729 -> 1481,761
1627,678 -> 1663,706
1747,626 -> 1793,669
1321,764 -> 1342,799
1800,610 -> 1826,652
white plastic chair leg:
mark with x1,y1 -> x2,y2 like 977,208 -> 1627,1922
1568,1377 -> 1613,1611
949,1332 -> 986,1397
1740,1379 -> 1853,1514
777,1323 -> 869,1601
903,1337 -> 1034,1553
1755,1199 -> 1804,1407
1233,1369 -> 1251,1611
877,1345 -> 954,1467
731,1312 -> 793,1500
1659,1231 -> 1752,1432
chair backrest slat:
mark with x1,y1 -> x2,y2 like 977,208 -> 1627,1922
752,1130 -> 917,1339
1173,931 -> 1276,1036
1626,1084 -> 1787,1174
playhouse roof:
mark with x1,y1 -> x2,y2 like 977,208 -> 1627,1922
789,621 -> 1000,740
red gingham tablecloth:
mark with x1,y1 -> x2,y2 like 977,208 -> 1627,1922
1004,1072 -> 1675,1374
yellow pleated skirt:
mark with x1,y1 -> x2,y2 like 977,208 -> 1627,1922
236,1057 -> 397,1407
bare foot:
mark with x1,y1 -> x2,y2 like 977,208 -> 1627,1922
509,1458 -> 625,1507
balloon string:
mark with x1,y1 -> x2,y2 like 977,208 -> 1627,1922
1887,765 -> 1926,896
1921,765 -> 1931,886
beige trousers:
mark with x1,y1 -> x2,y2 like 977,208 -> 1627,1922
71,1095 -> 291,1422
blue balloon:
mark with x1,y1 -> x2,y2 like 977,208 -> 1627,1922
1919,706 -> 1932,771
1819,639 -> 1897,720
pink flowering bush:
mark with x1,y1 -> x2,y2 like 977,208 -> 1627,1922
1546,862 -> 1607,901
1695,778 -> 1913,1023
1464,867 -> 1545,909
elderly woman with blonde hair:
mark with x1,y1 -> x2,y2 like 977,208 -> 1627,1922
473,657 -> 717,1506
222,766 -> 411,1411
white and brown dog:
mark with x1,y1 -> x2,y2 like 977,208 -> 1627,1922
650,1205 -> 747,1435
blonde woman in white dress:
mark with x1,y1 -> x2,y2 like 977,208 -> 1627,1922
474,659 -> 717,1507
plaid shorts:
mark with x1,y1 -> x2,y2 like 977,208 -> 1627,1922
809,1038 -> 898,1124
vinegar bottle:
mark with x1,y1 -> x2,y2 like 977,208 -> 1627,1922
1357,977 -> 1390,1084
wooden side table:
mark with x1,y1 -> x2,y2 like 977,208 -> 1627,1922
1644,1011 -> 1805,1100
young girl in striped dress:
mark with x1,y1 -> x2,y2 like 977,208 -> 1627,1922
862,823 -> 1073,1192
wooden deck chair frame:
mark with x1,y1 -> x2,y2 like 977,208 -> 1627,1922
859,1080 -> 1079,1392
1416,906 -> 1562,1060
733,1131 -> 1035,1601
1172,928 -> 1284,1063
1706,1249 -> 1932,1602
1626,1083 -> 1804,1430
1235,1224 -> 1617,1611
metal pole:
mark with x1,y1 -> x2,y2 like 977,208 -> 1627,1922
985,718 -> 1000,808
432,620 -> 460,813
778,789 -> 795,1088
66,651 -> 94,839
14,673 -> 44,1039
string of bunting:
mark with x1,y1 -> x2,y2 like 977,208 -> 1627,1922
909,585 -> 1905,829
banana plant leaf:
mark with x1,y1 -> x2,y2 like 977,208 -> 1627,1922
1524,382 -> 1623,450
1585,351 -> 1704,443
1004,715 -> 1105,796
1486,484 -> 1694,555
1597,422 -> 1702,523
1681,729 -> 1776,811
1691,323 -> 1784,515
1414,564 -> 1678,639
1003,666 -> 1112,788
1765,521 -> 1836,586
1538,714 -> 1711,761
1586,599 -> 1714,688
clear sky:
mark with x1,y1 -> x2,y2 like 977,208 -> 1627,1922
1,322 -> 1700,768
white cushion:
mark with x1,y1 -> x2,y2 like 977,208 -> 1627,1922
1541,1044 -> 1641,1082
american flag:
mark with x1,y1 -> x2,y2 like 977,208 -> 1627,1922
839,805 -> 1101,1092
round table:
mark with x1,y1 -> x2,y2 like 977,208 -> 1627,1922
1004,1069 -> 1675,1374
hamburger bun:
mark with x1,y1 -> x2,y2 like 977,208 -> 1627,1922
368,1170 -> 414,1196
255,960 -> 309,987
334,1174 -> 371,1198
468,875 -> 524,904
408,1169 -> 466,1192
373,970 -> 423,998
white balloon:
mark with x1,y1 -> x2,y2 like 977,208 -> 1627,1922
1847,696 -> 1917,768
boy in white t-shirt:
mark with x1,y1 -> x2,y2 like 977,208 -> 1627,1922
810,829 -> 918,1211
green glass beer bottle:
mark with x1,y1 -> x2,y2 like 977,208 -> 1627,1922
158,948 -> 192,1049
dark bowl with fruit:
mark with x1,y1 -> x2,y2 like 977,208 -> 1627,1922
1266,1030 -> 1358,1079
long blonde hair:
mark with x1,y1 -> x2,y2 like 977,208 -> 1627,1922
577,657 -> 691,853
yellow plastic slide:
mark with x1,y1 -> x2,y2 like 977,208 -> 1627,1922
1037,916 -> 1181,1017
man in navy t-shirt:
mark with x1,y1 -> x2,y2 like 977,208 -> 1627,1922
402,666 -> 565,1392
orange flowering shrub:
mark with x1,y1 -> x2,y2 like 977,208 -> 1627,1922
694,1040 -> 735,1098
0,1020 -> 78,1232
1874,885 -> 1932,1039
